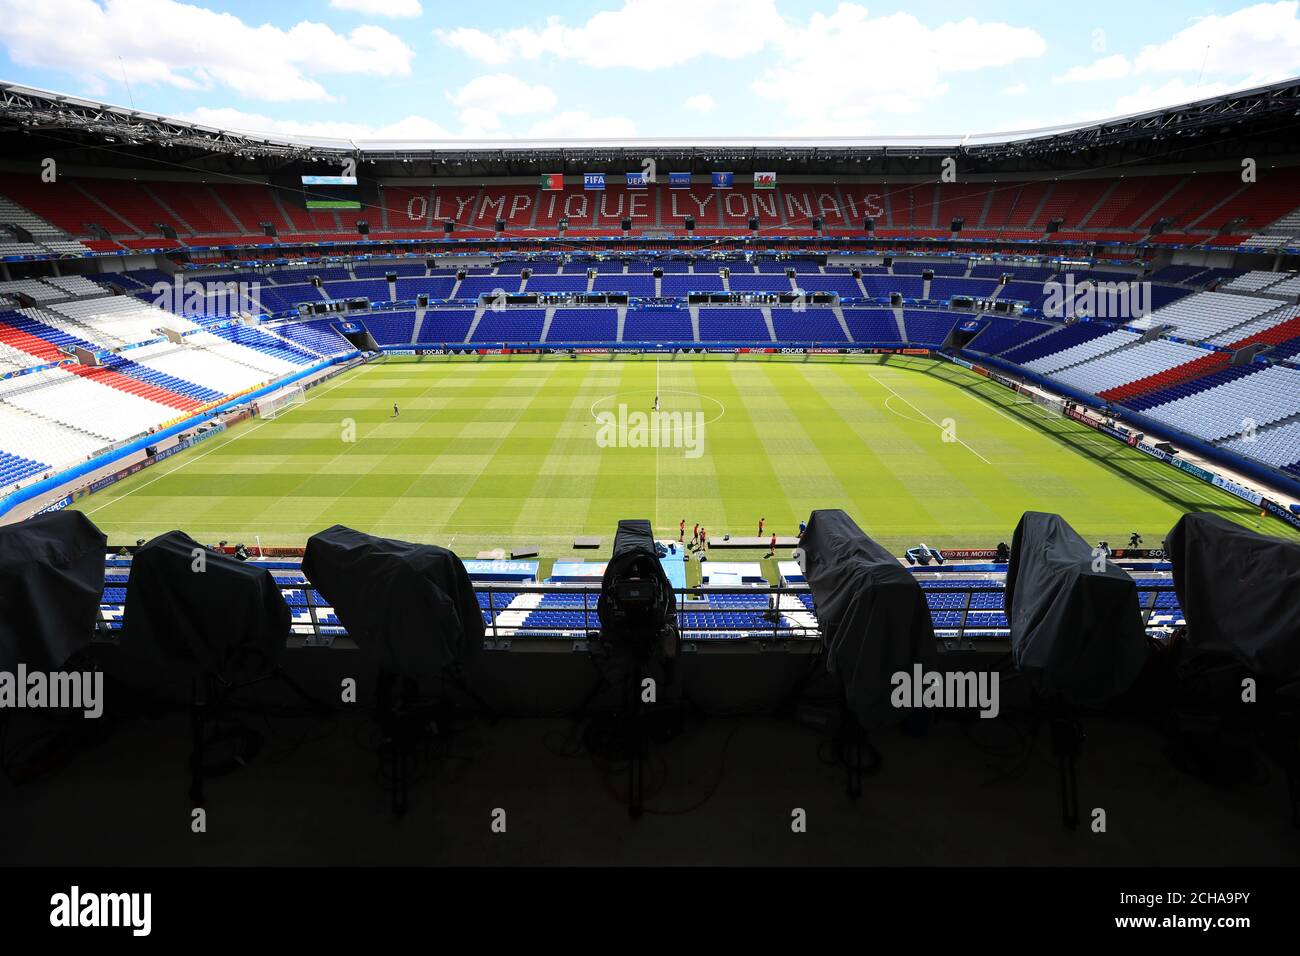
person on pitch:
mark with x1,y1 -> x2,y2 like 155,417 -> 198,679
765,532 -> 777,558
758,516 -> 765,536
392,403 -> 399,418
1128,531 -> 1142,548
679,519 -> 685,543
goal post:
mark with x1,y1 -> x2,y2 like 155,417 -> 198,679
254,383 -> 306,420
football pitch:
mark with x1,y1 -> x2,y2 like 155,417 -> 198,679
69,353 -> 1296,559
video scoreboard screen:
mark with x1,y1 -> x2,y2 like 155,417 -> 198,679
300,174 -> 361,210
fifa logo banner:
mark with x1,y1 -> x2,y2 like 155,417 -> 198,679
711,172 -> 734,189
668,172 -> 691,189
626,172 -> 649,188
584,173 -> 606,190
754,171 -> 776,189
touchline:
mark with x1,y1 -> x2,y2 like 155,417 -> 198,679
0,665 -> 103,718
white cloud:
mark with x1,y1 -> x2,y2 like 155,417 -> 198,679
329,0 -> 422,17
0,0 -> 413,102
1052,1 -> 1300,92
524,111 -> 638,139
448,73 -> 558,132
1001,81 -> 1028,95
1052,53 -> 1132,85
180,106 -> 451,141
436,0 -> 785,69
684,93 -> 714,113
752,6 -> 1047,134
1133,1 -> 1300,85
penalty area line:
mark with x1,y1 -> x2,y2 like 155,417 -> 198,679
871,373 -> 994,465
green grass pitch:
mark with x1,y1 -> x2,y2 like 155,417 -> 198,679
68,353 -> 1298,560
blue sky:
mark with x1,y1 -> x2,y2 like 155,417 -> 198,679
1,0 -> 1298,141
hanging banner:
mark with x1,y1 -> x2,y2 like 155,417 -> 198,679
669,172 -> 692,189
711,171 -> 734,189
754,171 -> 776,189
583,173 -> 606,190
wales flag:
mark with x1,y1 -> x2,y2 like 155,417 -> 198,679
541,173 -> 564,190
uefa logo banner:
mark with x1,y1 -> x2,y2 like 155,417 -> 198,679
754,171 -> 776,189
711,171 -> 734,189
625,172 -> 648,188
583,173 -> 606,190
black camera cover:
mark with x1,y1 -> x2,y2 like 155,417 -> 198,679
122,530 -> 289,682
0,510 -> 107,670
302,525 -> 483,679
800,509 -> 937,728
1006,512 -> 1147,704
1166,512 -> 1300,684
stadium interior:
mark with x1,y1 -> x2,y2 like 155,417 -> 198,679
1,76 -> 1299,870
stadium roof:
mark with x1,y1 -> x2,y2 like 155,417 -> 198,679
3,76 -> 1300,177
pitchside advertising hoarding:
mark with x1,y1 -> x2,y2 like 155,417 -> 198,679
460,560 -> 540,580
1263,499 -> 1300,532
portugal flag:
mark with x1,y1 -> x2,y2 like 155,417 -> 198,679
541,173 -> 564,190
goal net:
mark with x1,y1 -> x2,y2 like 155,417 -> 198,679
255,384 -> 306,420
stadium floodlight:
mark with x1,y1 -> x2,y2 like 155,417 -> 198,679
592,519 -> 680,817
1005,512 -> 1149,828
800,509 -> 937,799
302,525 -> 486,814
121,530 -> 306,804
